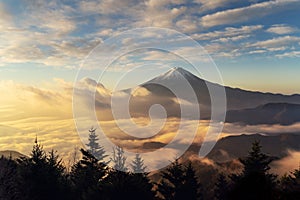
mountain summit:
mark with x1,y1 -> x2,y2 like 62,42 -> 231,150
149,67 -> 200,82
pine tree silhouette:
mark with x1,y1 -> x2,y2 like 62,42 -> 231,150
17,139 -> 71,200
0,156 -> 20,200
86,127 -> 107,161
177,162 -> 203,199
279,166 -> 300,199
229,140 -> 277,200
100,151 -> 155,199
157,159 -> 185,200
182,162 -> 203,200
131,153 -> 146,173
214,173 -> 230,200
157,159 -> 202,200
111,146 -> 127,172
70,148 -> 108,200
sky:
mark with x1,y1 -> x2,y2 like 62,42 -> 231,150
1,0 -> 300,169
0,0 -> 300,93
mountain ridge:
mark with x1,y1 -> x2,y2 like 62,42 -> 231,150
226,102 -> 300,125
207,133 -> 300,162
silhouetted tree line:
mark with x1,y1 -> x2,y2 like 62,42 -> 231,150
0,128 -> 300,200
214,141 -> 300,200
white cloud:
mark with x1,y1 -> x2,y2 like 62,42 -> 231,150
192,25 -> 263,41
213,34 -> 250,43
200,0 -> 300,27
23,0 -> 78,36
176,18 -> 198,33
1,0 -> 299,68
221,122 -> 300,137
194,0 -> 239,12
248,49 -> 267,54
141,4 -> 187,28
266,24 -> 297,35
248,36 -> 300,49
80,0 -> 144,16
276,51 -> 300,58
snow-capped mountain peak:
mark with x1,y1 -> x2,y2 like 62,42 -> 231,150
151,67 -> 199,82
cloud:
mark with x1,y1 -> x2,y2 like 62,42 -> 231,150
271,150 -> 300,176
0,79 -> 82,160
175,18 -> 199,33
220,122 -> 300,138
131,86 -> 151,97
2,77 -> 300,169
140,1 -> 187,28
248,36 -> 300,49
0,0 -> 104,68
0,28 -> 100,68
200,0 -> 300,27
23,0 -> 78,36
248,49 -> 267,54
1,0 -> 299,68
0,2 -> 13,31
266,24 -> 297,35
188,154 -> 216,166
0,78 -> 208,164
79,0 -> 144,16
194,0 -> 239,12
192,25 -> 263,41
276,51 -> 300,58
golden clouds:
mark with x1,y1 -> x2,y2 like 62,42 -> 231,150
1,78 -> 300,171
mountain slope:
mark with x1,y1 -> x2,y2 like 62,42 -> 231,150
207,133 -> 300,162
138,67 -> 300,119
226,103 -> 300,125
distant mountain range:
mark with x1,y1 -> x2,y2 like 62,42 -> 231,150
226,103 -> 300,125
207,133 -> 300,162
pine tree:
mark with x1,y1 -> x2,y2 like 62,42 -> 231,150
101,152 -> 155,199
240,141 -> 272,175
182,162 -> 202,200
229,140 -> 277,200
279,167 -> 300,199
214,173 -> 229,200
0,156 -> 20,200
111,146 -> 127,172
157,159 -> 184,199
18,139 -> 71,200
131,153 -> 146,173
86,127 -> 107,161
70,149 -> 108,200
157,159 -> 202,200
130,153 -> 155,199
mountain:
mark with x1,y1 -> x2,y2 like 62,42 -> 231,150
136,67 -> 300,119
207,133 -> 300,162
226,103 -> 300,125
0,150 -> 25,159
92,67 -> 300,123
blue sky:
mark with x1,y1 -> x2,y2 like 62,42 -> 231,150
1,0 -> 300,94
